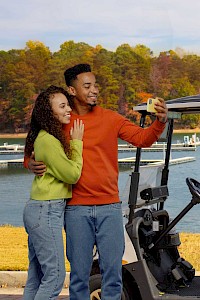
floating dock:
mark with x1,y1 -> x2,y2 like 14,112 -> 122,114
118,146 -> 197,152
118,156 -> 196,166
0,158 -> 24,168
0,144 -> 24,155
0,138 -> 198,168
0,150 -> 24,154
118,141 -> 200,152
0,140 -> 200,155
0,156 -> 196,169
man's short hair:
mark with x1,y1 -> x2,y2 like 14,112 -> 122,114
64,64 -> 91,86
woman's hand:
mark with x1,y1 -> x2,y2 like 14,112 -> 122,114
70,119 -> 84,141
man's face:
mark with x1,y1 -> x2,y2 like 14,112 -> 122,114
69,72 -> 99,107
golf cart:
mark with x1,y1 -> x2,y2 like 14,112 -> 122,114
89,94 -> 200,299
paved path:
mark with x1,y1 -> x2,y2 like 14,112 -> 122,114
0,271 -> 70,299
0,288 -> 69,299
0,296 -> 69,299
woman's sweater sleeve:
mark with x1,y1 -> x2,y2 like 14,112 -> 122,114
35,136 -> 83,184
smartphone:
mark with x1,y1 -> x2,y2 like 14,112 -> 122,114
147,98 -> 160,113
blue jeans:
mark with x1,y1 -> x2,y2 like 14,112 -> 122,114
23,199 -> 66,300
64,203 -> 125,300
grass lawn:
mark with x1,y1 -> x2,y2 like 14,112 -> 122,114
0,225 -> 200,271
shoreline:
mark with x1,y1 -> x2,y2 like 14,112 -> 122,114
0,133 -> 27,138
0,129 -> 200,139
173,128 -> 200,133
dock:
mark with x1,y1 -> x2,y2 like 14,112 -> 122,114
118,141 -> 200,152
0,156 -> 196,169
118,156 -> 196,166
0,140 -> 200,155
118,146 -> 197,152
0,159 -> 24,168
0,144 -> 24,155
0,150 -> 24,154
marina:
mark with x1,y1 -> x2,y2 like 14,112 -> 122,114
0,158 -> 24,168
0,143 -> 24,155
118,156 -> 196,166
0,142 -> 200,155
0,134 -> 199,155
118,144 -> 197,152
0,156 -> 196,168
0,143 -> 24,150
0,150 -> 24,154
118,134 -> 200,152
0,132 -> 200,232
0,135 -> 199,168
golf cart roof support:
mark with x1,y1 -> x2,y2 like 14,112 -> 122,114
128,113 -> 146,224
159,118 -> 174,210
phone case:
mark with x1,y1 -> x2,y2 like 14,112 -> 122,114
147,98 -> 159,113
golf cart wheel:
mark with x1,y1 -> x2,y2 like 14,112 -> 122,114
90,274 -> 101,300
89,274 -> 132,300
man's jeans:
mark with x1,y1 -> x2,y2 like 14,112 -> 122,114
23,199 -> 66,300
65,203 -> 125,300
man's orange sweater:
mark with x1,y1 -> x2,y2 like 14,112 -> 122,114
25,106 -> 165,205
64,106 -> 165,205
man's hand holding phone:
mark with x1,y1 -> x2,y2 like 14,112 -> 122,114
147,97 -> 168,123
147,97 -> 160,113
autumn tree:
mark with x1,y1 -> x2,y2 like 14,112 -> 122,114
0,40 -> 200,132
93,48 -> 119,109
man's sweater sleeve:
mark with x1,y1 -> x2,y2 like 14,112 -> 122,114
24,155 -> 29,169
118,117 -> 166,148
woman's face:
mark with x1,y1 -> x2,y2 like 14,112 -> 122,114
50,93 -> 72,124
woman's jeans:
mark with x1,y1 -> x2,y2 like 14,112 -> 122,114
65,203 -> 125,300
23,199 -> 66,300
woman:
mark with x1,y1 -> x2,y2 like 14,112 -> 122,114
23,85 -> 84,300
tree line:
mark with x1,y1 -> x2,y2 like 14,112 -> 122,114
0,40 -> 200,133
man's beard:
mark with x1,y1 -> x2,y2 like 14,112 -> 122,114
87,103 -> 97,108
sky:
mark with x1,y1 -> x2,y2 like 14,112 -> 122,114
0,0 -> 200,55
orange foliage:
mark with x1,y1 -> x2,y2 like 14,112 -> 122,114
136,92 -> 153,104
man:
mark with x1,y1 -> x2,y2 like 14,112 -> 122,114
26,63 -> 168,300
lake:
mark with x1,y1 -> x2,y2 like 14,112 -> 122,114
0,134 -> 200,232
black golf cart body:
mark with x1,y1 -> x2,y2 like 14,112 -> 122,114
90,94 -> 200,300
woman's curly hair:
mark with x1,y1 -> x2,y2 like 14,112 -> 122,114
25,85 -> 72,158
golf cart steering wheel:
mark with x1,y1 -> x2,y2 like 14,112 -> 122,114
186,177 -> 200,201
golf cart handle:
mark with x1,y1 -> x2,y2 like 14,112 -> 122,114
186,177 -> 200,202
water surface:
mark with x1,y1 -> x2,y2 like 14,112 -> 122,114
0,134 -> 200,232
